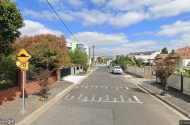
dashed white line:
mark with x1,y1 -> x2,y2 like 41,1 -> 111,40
81,86 -> 84,87
98,97 -> 102,102
116,87 -> 119,89
85,86 -> 88,89
78,94 -> 83,100
91,86 -> 94,88
114,98 -> 117,102
120,95 -> 124,102
71,96 -> 74,100
95,86 -> 98,89
84,96 -> 88,102
133,96 -> 142,103
128,98 -> 132,102
64,94 -> 70,99
106,95 -> 109,101
106,87 -> 108,89
125,87 -> 129,90
92,94 -> 95,101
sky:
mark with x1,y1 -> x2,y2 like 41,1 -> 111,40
15,0 -> 190,58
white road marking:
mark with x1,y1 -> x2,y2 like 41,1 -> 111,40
64,94 -> 70,99
71,96 -> 74,100
92,94 -> 95,101
84,96 -> 88,102
116,87 -> 119,89
128,98 -> 132,102
125,87 -> 129,90
78,94 -> 83,100
98,97 -> 102,102
133,96 -> 142,103
114,98 -> 117,102
96,86 -> 98,89
106,95 -> 109,101
91,86 -> 94,88
85,86 -> 88,89
81,86 -> 84,87
120,95 -> 124,102
75,86 -> 79,89
106,87 -> 108,89
120,87 -> 123,89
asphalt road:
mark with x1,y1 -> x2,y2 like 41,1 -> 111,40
31,66 -> 183,125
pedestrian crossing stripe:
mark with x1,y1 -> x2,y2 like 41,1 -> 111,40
73,86 -> 129,90
64,94 -> 143,104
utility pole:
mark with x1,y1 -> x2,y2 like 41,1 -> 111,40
93,45 -> 95,65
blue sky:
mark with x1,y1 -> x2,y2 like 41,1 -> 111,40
15,0 -> 190,58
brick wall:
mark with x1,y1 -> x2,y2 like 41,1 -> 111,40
0,69 -> 59,105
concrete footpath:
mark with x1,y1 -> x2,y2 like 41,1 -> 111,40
124,73 -> 190,119
0,66 -> 97,125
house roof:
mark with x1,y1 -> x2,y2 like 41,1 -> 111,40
159,54 -> 168,58
174,46 -> 190,58
154,54 -> 168,63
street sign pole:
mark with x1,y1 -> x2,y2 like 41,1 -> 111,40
22,70 -> 25,113
16,48 -> 31,114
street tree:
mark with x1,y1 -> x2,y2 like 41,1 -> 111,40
154,61 -> 176,95
161,47 -> 168,54
0,0 -> 24,55
12,34 -> 71,70
68,49 -> 89,72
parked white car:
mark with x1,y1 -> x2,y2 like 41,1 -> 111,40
112,66 -> 123,75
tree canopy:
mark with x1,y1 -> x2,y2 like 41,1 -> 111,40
161,47 -> 168,54
12,34 -> 71,70
68,49 -> 88,66
0,0 -> 24,55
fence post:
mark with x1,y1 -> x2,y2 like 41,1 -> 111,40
181,73 -> 184,93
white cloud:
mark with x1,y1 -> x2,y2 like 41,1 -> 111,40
106,0 -> 170,12
90,0 -> 105,5
94,40 -> 158,58
109,12 -> 149,28
66,0 -> 83,7
149,0 -> 190,18
67,32 -> 129,46
23,9 -> 74,22
132,31 -> 154,36
156,20 -> 190,37
74,9 -> 112,26
19,20 -> 62,36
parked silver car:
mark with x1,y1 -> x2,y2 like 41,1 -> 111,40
112,66 -> 123,75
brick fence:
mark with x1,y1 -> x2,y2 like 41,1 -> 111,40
0,69 -> 59,105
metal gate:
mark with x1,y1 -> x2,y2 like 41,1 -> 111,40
60,68 -> 71,78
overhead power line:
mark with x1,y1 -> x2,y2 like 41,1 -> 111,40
45,0 -> 81,44
23,0 -> 77,42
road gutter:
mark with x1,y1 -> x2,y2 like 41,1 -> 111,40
124,75 -> 190,120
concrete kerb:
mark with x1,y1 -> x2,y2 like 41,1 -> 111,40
123,75 -> 190,120
138,84 -> 190,119
16,68 -> 98,125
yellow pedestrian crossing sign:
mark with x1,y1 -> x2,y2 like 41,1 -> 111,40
17,49 -> 31,63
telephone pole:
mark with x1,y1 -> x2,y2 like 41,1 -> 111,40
93,45 -> 95,65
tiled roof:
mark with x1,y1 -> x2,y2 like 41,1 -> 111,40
159,54 -> 168,58
175,46 -> 190,58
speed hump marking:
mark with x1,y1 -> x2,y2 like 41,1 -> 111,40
16,61 -> 29,70
17,49 -> 31,63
